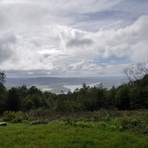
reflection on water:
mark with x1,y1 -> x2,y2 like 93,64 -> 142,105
42,88 -> 52,92
64,82 -> 101,92
6,76 -> 128,94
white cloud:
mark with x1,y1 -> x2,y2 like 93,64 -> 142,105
0,33 -> 16,63
0,0 -> 148,77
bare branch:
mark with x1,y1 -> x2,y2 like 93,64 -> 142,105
123,61 -> 148,84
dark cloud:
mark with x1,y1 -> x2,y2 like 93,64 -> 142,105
0,34 -> 16,63
67,38 -> 93,47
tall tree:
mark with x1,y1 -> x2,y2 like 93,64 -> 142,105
0,83 -> 7,113
7,87 -> 22,111
0,71 -> 6,84
0,72 -> 7,113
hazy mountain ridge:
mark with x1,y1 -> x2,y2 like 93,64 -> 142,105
5,76 -> 128,93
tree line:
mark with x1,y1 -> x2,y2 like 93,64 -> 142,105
0,65 -> 148,113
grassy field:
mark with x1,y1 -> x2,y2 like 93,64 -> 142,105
0,120 -> 148,148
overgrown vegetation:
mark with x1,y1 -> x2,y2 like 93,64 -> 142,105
0,110 -> 147,136
0,63 -> 148,147
0,115 -> 148,148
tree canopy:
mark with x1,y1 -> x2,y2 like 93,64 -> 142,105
0,67 -> 147,113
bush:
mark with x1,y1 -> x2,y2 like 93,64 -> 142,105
2,111 -> 32,123
93,111 -> 111,122
63,117 -> 77,126
2,111 -> 16,122
116,115 -> 148,135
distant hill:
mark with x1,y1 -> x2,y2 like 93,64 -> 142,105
5,76 -> 128,93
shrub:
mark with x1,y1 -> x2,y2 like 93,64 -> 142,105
2,111 -> 16,122
63,117 -> 77,126
2,111 -> 32,123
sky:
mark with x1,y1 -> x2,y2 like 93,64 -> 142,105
0,0 -> 148,78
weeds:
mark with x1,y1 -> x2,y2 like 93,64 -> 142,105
63,110 -> 148,135
0,110 -> 148,147
0,121 -> 147,148
1,110 -> 148,135
2,111 -> 34,123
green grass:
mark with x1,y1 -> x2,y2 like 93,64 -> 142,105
0,121 -> 148,148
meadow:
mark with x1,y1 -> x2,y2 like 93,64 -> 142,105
0,110 -> 148,148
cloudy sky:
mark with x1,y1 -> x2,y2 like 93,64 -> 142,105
0,0 -> 148,77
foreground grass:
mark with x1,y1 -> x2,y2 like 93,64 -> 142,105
0,121 -> 148,148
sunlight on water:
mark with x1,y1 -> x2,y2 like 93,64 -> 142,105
64,82 -> 101,92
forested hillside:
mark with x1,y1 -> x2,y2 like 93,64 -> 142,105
0,72 -> 147,114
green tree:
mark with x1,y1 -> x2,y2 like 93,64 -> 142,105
7,87 -> 22,111
106,86 -> 116,109
55,94 -> 67,112
0,71 -> 6,84
23,95 -> 34,111
115,84 -> 130,110
0,83 -> 7,113
129,86 -> 143,109
28,86 -> 42,96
